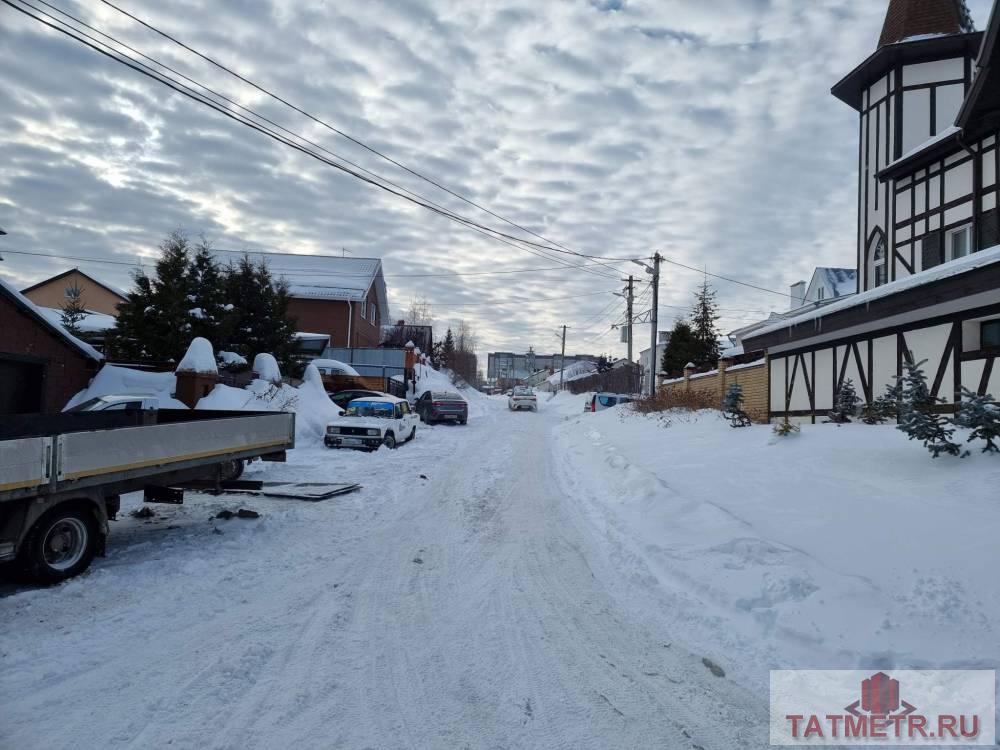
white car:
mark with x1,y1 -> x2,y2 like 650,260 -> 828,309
508,387 -> 538,412
325,395 -> 419,451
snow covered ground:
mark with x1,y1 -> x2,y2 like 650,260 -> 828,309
548,392 -> 1000,693
2,386 -> 995,748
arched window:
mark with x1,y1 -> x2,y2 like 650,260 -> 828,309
868,232 -> 887,289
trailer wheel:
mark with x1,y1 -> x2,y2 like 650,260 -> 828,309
20,505 -> 98,584
218,458 -> 245,481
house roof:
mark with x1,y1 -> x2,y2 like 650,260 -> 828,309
812,267 -> 857,297
20,267 -> 127,300
0,275 -> 103,361
743,243 -> 1000,351
220,253 -> 390,320
957,0 -> 1000,135
36,306 -> 116,334
878,0 -> 975,47
831,31 -> 982,110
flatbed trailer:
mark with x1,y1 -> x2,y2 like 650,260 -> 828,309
0,409 -> 295,582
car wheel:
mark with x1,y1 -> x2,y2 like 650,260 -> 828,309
459,419 -> 467,425
19,504 -> 98,584
383,433 -> 397,449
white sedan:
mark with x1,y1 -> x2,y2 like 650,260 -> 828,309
508,387 -> 538,412
325,395 -> 419,450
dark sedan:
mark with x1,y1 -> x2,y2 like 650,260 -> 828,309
415,390 -> 468,424
328,389 -> 383,410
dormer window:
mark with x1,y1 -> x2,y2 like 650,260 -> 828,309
816,288 -> 825,301
946,224 -> 973,261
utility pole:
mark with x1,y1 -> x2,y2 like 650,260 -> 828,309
648,253 -> 661,396
558,324 -> 567,392
625,275 -> 634,363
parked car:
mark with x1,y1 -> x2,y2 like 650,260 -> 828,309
508,386 -> 537,412
414,390 -> 468,424
584,393 -> 634,412
66,394 -> 164,412
328,388 -> 383,410
325,396 -> 418,450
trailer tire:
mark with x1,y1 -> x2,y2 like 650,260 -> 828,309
19,504 -> 99,584
218,458 -> 245,481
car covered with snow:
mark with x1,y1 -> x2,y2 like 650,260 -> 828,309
508,386 -> 537,411
66,393 -> 183,412
324,395 -> 418,450
414,390 -> 468,424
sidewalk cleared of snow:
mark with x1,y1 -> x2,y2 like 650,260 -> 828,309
550,401 -> 1000,694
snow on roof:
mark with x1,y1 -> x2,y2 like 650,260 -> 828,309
750,243 -> 1000,340
226,253 -> 382,303
816,267 -> 856,297
545,360 -> 597,384
720,343 -> 744,359
0,275 -> 102,361
37,306 -> 116,333
883,125 -> 960,172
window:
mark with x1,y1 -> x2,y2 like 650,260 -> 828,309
983,320 -> 1000,349
816,288 -> 825,301
369,302 -> 376,324
869,234 -> 887,288
946,224 -> 973,261
359,302 -> 366,321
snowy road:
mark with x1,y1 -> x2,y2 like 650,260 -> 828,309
1,396 -> 766,749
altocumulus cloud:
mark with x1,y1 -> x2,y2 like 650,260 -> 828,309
0,0 -> 993,356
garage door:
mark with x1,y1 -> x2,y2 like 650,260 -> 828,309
0,358 -> 44,414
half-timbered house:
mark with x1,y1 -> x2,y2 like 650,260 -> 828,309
743,0 -> 1000,422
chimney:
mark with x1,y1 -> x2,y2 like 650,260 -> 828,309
790,281 -> 807,310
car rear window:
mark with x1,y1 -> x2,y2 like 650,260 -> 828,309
598,395 -> 617,407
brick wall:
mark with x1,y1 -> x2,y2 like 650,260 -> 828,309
659,359 -> 769,422
287,288 -> 381,348
0,293 -> 98,412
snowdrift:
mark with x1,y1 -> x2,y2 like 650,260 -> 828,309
64,365 -> 186,410
552,406 -> 1000,694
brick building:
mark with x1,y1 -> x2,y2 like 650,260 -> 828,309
229,253 -> 390,349
0,275 -> 102,414
21,268 -> 125,316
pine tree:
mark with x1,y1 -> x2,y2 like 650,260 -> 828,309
60,283 -> 87,336
222,255 -> 298,371
722,382 -> 752,427
897,359 -> 964,458
107,232 -> 194,361
186,239 -> 226,345
440,328 -> 456,370
863,382 -> 901,424
827,379 -> 861,423
956,387 -> 1000,454
690,279 -> 721,367
661,320 -> 699,377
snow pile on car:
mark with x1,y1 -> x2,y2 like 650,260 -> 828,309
63,365 -> 186,410
551,407 -> 1000,694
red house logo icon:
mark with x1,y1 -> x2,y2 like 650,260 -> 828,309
846,672 -> 916,718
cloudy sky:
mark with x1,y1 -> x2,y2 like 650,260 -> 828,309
0,0 -> 993,359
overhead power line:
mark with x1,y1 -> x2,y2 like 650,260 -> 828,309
431,288 -> 618,307
1,247 -> 633,279
94,0 -> 633,266
4,0 -> 629,282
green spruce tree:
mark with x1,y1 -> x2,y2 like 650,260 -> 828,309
956,387 -> 1000,454
186,239 -> 227,345
440,328 -> 456,371
222,255 -> 298,370
660,320 -> 699,377
690,279 -> 721,367
897,359 -> 963,458
827,379 -> 861,423
722,382 -> 752,427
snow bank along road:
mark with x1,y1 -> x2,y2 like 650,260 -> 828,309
1,395 -> 766,749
